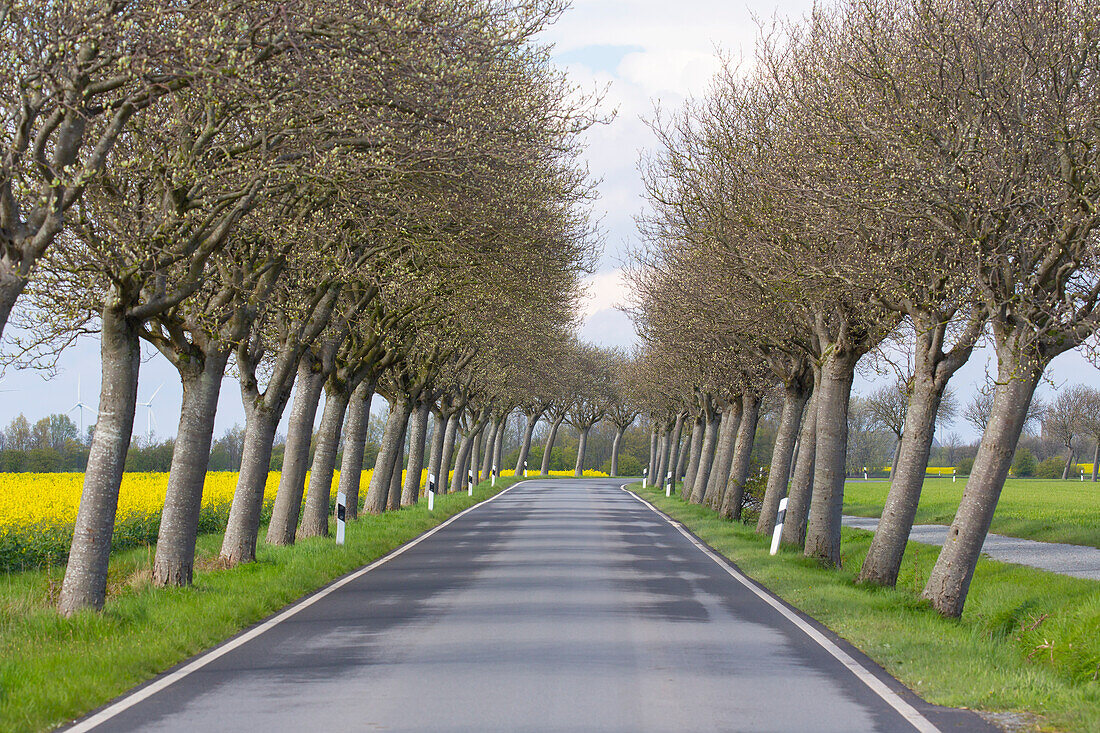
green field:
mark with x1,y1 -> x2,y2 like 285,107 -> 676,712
638,483 -> 1100,732
844,478 -> 1100,548
0,478 -> 519,733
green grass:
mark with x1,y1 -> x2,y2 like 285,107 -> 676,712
844,477 -> 1100,547
0,478 -> 522,733
635,483 -> 1100,733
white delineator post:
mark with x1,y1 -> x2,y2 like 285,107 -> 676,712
863,465 -> 868,480
665,471 -> 672,497
335,491 -> 347,545
953,467 -> 957,483
468,468 -> 474,496
427,473 -> 436,512
642,468 -> 647,489
770,497 -> 788,556
524,460 -> 528,478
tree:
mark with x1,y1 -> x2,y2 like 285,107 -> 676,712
1042,386 -> 1088,479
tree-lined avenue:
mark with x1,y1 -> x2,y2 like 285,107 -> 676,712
69,479 -> 991,733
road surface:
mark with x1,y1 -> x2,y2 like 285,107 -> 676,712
69,479 -> 991,732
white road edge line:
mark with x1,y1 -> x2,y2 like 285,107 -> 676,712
64,480 -> 531,733
620,484 -> 940,733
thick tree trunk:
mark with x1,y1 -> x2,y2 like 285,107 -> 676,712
364,399 -> 409,514
220,402 -> 280,565
402,401 -> 430,505
923,357 -> 1043,617
804,351 -> 860,566
299,382 -> 351,539
153,348 -> 229,587
704,405 -> 741,510
891,438 -> 903,477
450,425 -> 476,493
859,373 -> 946,586
336,380 -> 373,519
1061,448 -> 1074,480
574,426 -> 590,476
514,413 -> 539,476
654,430 -> 669,488
387,409 -> 409,510
689,415 -> 720,504
668,415 -> 685,485
609,427 -> 624,476
1093,442 -> 1098,482
58,304 -> 141,615
720,392 -> 761,520
481,418 -> 499,478
471,428 -> 482,485
781,390 -> 818,547
439,412 -> 459,491
267,358 -> 326,546
426,410 -> 446,490
540,416 -> 563,475
757,384 -> 809,535
682,415 -> 704,497
493,415 -> 505,474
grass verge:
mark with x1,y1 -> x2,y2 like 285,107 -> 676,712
843,478 -> 1100,548
0,477 -> 523,733
633,482 -> 1100,733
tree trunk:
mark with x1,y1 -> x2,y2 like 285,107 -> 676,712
610,427 -> 624,476
387,408 -> 409,510
58,303 -> 141,615
781,390 -> 818,547
299,381 -> 352,539
859,372 -> 946,586
682,415 -> 704,497
439,412 -> 459,491
689,415 -> 720,504
220,401 -> 281,566
574,426 -> 590,476
704,404 -> 741,510
540,416 -> 563,475
266,357 -> 326,546
450,425 -> 475,492
654,430 -> 669,488
804,351 -> 860,566
364,399 -> 409,514
646,426 -> 658,483
891,437 -> 903,477
757,384 -> 809,535
402,401 -> 430,505
153,347 -> 230,587
1092,442 -> 1098,482
922,355 -> 1043,617
481,417 -> 499,478
471,428 -> 482,485
514,413 -> 538,476
668,414 -> 685,485
336,380 -> 373,520
493,414 -> 506,473
721,392 -> 761,520
1061,447 -> 1074,480
426,410 -> 446,490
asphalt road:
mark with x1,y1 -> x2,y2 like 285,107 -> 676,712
843,515 -> 1100,580
69,479 -> 993,733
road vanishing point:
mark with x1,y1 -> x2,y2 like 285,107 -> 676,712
67,478 -> 994,732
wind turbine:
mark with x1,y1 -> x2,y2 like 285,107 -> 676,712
69,376 -> 94,438
138,383 -> 163,443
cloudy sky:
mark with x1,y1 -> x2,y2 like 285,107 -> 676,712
0,0 -> 1095,443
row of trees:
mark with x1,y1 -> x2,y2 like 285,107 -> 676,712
629,0 -> 1100,618
1,0 -> 611,616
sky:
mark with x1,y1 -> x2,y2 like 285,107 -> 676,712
0,0 -> 1097,444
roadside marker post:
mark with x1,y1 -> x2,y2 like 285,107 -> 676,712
491,465 -> 496,487
468,468 -> 474,496
770,497 -> 788,556
863,466 -> 868,480
427,473 -> 436,511
665,471 -> 672,497
335,491 -> 347,545
643,468 -> 647,488
953,467 -> 957,483
524,460 -> 528,478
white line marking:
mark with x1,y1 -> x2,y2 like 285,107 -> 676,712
620,484 -> 940,733
65,481 -> 529,732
